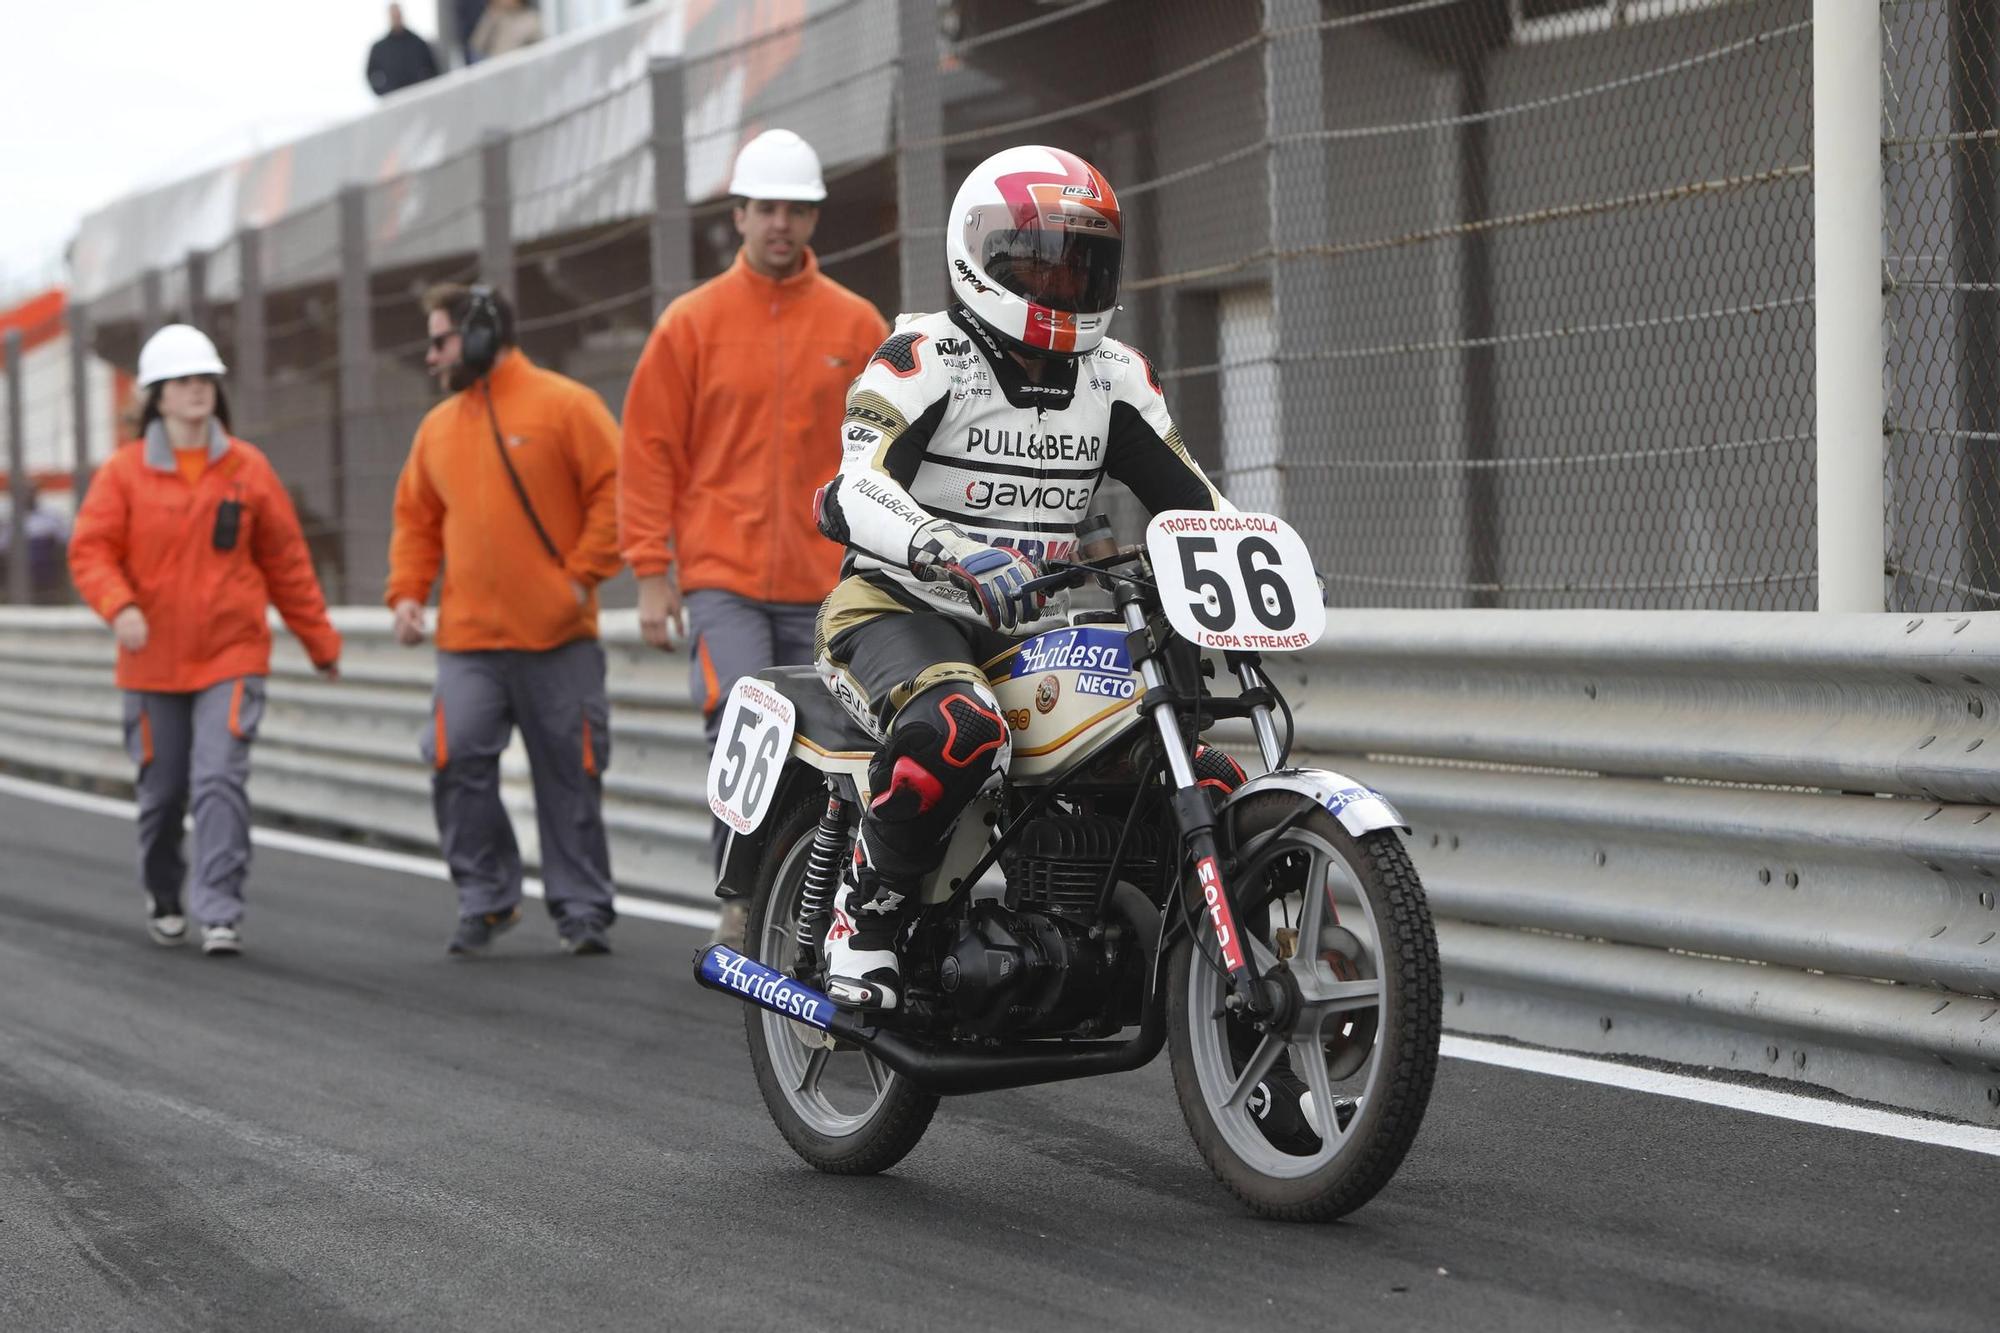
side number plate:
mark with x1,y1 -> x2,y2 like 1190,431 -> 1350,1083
706,679 -> 798,836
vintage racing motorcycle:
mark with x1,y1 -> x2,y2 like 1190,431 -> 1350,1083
692,511 -> 1441,1220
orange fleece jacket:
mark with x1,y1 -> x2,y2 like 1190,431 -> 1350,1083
619,248 -> 888,603
69,432 -> 341,691
386,352 -> 624,652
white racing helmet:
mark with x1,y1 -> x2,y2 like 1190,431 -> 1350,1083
945,145 -> 1123,358
137,323 -> 226,387
728,128 -> 827,202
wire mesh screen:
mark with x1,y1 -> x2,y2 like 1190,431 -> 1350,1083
30,1 -> 1999,614
1884,0 -> 2000,611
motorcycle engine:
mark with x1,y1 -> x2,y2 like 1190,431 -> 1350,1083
936,814 -> 1165,1039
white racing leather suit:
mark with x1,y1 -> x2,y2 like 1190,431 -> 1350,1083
808,303 -> 1231,1009
816,303 -> 1230,647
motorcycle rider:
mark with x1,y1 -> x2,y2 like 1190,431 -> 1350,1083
812,144 -> 1231,1011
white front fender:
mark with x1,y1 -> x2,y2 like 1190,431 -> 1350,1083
1222,768 -> 1408,837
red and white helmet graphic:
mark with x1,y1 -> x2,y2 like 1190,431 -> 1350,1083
946,145 -> 1123,358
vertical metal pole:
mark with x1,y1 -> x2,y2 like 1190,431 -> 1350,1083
1458,59 -> 1500,608
236,228 -> 268,440
1261,0 -> 1331,526
6,329 -> 28,606
480,128 -> 515,294
141,267 -> 165,335
436,0 -> 463,70
896,0 -> 946,312
334,184 -> 371,605
186,248 -> 211,333
1951,4 -> 1998,606
70,301 -> 96,507
1814,0 -> 1885,611
649,56 -> 691,318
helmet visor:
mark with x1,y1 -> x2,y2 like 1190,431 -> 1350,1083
980,228 -> 1122,314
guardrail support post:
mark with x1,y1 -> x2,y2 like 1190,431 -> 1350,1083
896,0 -> 946,312
69,300 -> 95,508
1814,0 -> 1885,611
236,228 -> 268,441
334,184 -> 371,605
649,56 -> 691,319
480,129 -> 515,295
5,328 -> 28,605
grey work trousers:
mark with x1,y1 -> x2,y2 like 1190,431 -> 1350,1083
123,677 -> 266,927
420,639 -> 616,926
685,589 -> 820,869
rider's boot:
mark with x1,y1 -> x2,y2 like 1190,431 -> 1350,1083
822,849 -> 918,1012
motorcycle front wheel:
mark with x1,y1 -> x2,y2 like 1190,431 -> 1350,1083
1166,791 -> 1441,1220
742,794 -> 939,1175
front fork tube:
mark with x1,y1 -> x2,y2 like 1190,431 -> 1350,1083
1233,656 -> 1285,773
1128,604 -> 1271,1019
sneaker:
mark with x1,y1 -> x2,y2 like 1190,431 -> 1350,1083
707,900 -> 749,951
447,907 -> 522,956
559,918 -> 611,956
146,898 -> 188,947
821,875 -> 902,1011
201,924 -> 243,956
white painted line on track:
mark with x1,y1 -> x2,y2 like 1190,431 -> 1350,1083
1443,1035 -> 2000,1157
0,772 -> 721,930
10,772 -> 2000,1153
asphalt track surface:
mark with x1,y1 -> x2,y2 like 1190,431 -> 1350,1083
3,787 -> 1997,1332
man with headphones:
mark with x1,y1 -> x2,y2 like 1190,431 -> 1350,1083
386,283 -> 626,956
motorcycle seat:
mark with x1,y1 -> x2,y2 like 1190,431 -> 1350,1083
756,665 -> 878,757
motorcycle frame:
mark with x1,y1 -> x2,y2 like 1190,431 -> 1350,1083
698,546 -> 1409,1092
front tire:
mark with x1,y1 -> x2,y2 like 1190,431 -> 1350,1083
742,793 -> 939,1175
1167,792 -> 1441,1220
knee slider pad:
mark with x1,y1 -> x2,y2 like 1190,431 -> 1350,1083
866,681 -> 1010,838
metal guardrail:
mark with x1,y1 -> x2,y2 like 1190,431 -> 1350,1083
0,607 -> 715,905
4,606 -> 1998,1121
1261,610 -> 2000,1123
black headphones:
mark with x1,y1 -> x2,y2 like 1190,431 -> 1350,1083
459,284 -> 503,381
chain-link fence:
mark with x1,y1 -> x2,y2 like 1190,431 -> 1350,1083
17,0 -> 2000,612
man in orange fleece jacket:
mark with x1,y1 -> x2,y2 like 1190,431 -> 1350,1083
387,284 -> 625,957
619,128 -> 889,911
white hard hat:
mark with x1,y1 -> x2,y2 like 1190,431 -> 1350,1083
728,129 -> 826,202
137,324 -> 227,387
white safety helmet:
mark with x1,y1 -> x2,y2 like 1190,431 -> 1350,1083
728,129 -> 827,202
137,323 -> 226,387
945,145 -> 1123,358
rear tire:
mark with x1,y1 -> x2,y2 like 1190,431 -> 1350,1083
742,793 -> 939,1175
1167,792 -> 1441,1220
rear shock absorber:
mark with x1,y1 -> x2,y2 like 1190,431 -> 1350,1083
793,792 -> 853,960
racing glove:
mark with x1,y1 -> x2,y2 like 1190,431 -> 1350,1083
909,519 -> 1046,631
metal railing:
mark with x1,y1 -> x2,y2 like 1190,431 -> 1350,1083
6,604 -> 1998,1122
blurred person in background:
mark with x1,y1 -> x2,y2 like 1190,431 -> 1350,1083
68,324 -> 343,957
387,284 -> 624,957
619,128 -> 888,947
469,0 -> 542,61
0,482 -> 71,604
367,3 -> 441,97
23,484 -> 72,604
455,0 -> 488,64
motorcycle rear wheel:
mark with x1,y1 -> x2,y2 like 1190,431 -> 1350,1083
1167,792 -> 1441,1220
742,794 -> 939,1175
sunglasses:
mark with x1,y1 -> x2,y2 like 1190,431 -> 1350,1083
427,332 -> 457,353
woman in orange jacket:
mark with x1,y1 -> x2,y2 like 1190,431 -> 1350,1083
69,324 -> 342,956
